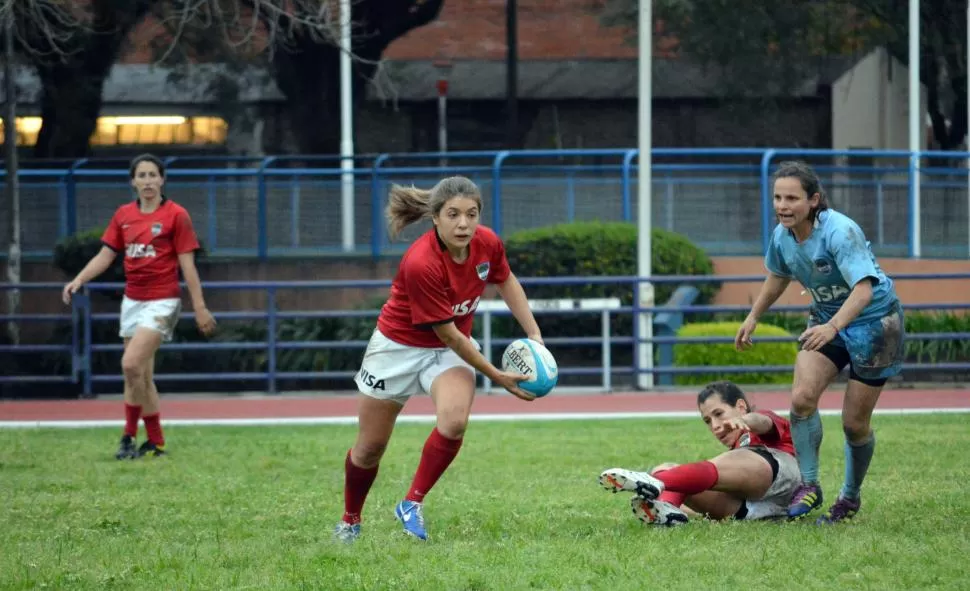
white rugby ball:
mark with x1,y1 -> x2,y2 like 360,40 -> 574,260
500,338 -> 559,397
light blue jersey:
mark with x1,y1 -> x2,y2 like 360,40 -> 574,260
764,210 -> 898,326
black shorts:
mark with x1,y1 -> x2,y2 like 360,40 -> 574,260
816,342 -> 888,388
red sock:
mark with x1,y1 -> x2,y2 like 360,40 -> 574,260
343,449 -> 379,525
653,468 -> 688,506
405,428 -> 463,503
142,413 -> 165,446
123,404 -> 142,438
654,461 -> 719,495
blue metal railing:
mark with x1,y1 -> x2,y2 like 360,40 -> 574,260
3,148 -> 970,260
1,272 -> 969,397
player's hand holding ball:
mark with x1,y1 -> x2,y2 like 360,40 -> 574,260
500,338 -> 559,400
493,371 -> 535,402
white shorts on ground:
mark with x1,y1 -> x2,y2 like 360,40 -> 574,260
354,328 -> 478,405
119,296 -> 182,342
740,447 -> 801,520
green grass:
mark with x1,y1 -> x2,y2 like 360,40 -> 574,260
2,415 -> 969,590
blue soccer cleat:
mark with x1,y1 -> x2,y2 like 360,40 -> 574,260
395,500 -> 427,540
787,482 -> 824,519
333,521 -> 361,543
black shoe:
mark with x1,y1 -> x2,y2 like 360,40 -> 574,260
115,435 -> 137,460
137,440 -> 167,458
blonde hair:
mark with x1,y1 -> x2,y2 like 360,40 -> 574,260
385,176 -> 483,239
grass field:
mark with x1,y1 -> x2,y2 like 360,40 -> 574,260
2,414 -> 969,590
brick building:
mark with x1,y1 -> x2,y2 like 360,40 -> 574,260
9,0 -> 846,156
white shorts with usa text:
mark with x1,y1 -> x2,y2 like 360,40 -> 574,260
354,328 -> 479,404
119,296 -> 182,342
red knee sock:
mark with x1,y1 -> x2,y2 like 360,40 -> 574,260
142,413 -> 165,446
653,468 -> 687,507
654,461 -> 719,495
405,428 -> 463,503
343,449 -> 379,525
123,404 -> 142,438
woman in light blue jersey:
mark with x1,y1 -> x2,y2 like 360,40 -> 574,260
735,160 -> 905,524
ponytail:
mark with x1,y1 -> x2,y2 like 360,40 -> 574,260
386,184 -> 432,239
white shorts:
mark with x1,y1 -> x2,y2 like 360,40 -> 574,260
739,447 -> 802,520
354,328 -> 478,405
119,296 -> 182,342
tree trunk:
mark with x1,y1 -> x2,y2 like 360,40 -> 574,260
28,0 -> 156,159
4,13 -> 20,345
270,0 -> 445,154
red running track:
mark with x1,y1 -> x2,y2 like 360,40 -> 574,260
1,388 -> 968,422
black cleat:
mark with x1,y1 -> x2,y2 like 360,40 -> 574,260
137,440 -> 167,458
115,435 -> 137,460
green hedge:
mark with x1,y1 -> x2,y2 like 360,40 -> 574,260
712,311 -> 970,367
504,221 -> 719,305
673,322 -> 797,385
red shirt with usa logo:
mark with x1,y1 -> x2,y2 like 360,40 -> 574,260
377,226 -> 511,348
100,198 -> 200,301
732,410 -> 795,456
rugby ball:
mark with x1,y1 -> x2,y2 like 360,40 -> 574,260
500,338 -> 559,397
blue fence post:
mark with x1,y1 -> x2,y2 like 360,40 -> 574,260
256,157 -> 278,259
206,176 -> 218,251
652,285 -> 700,386
65,159 -> 88,236
759,149 -> 777,253
81,290 -> 93,397
565,170 -> 576,222
875,179 -> 885,246
491,151 -> 511,234
620,149 -> 637,222
370,154 -> 390,258
632,281 -> 641,384
71,292 -> 89,390
267,287 -> 278,394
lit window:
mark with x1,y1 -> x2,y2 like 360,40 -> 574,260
1,115 -> 229,146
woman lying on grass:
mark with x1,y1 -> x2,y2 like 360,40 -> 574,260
598,380 -> 800,526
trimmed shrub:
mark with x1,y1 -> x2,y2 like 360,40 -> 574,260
673,322 -> 797,385
504,221 -> 719,306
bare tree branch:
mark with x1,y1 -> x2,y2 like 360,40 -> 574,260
154,0 -> 346,64
0,0 -> 87,59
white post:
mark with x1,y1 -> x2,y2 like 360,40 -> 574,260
434,60 -> 452,168
909,0 -> 921,258
339,0 -> 355,252
637,0 -> 655,389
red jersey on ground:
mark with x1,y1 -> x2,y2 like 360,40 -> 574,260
101,198 -> 200,301
733,410 -> 795,455
377,226 -> 511,348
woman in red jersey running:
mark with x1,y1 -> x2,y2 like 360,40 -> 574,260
334,175 -> 542,543
62,153 -> 216,459
599,381 -> 800,526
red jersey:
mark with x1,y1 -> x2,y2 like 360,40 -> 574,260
733,410 -> 795,455
100,198 -> 200,301
377,226 -> 511,348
